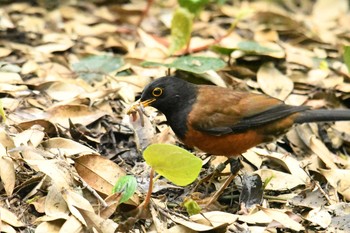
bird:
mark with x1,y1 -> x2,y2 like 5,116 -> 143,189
129,75 -> 350,205
134,76 -> 350,155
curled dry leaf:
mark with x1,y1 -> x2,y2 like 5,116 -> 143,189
17,119 -> 58,136
262,151 -> 309,183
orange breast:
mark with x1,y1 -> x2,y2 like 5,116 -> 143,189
182,126 -> 264,156
182,116 -> 297,157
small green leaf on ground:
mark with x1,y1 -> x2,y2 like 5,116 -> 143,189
72,55 -> 123,82
169,7 -> 194,54
171,56 -> 226,73
237,41 -> 279,54
344,46 -> 350,72
211,45 -> 235,56
141,61 -> 166,68
183,198 -> 201,215
143,144 -> 202,186
213,41 -> 280,56
142,56 -> 226,74
112,175 -> 137,204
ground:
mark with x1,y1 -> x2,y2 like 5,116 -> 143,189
0,0 -> 350,232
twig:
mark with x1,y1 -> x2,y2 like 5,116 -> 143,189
77,175 -> 108,208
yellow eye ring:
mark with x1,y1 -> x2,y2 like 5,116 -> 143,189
152,87 -> 163,97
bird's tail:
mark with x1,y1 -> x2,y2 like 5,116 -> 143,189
294,109 -> 350,124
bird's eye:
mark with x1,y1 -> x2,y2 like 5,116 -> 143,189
152,87 -> 163,97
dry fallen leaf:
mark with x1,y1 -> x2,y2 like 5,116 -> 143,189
257,62 -> 294,100
74,154 -> 139,206
59,216 -> 84,233
261,207 -> 304,231
0,155 -> 15,196
45,105 -> 106,128
305,207 -> 332,228
171,211 -> 238,232
0,207 -> 25,227
41,137 -> 96,156
256,168 -> 305,191
44,185 -> 70,220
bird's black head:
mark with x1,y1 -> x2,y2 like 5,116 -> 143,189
140,76 -> 197,117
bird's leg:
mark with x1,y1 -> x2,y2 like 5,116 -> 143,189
204,159 -> 232,194
192,157 -> 231,194
229,158 -> 243,174
205,158 -> 242,208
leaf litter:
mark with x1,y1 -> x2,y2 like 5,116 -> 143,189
0,0 -> 349,232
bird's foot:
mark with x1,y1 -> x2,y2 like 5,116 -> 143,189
204,158 -> 242,209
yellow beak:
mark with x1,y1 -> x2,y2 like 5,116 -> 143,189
127,98 -> 156,114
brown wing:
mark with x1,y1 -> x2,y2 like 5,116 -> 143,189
188,85 -> 309,136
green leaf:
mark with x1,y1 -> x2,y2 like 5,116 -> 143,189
237,41 -> 279,54
72,55 -> 123,83
112,175 -> 137,204
169,7 -> 194,54
178,0 -> 209,15
143,144 -> 202,186
344,46 -> 350,72
212,41 -> 280,56
171,56 -> 226,73
183,198 -> 201,215
142,56 -> 226,74
211,45 -> 236,56
141,61 -> 169,68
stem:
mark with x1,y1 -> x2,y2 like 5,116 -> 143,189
175,17 -> 239,56
142,167 -> 154,208
137,0 -> 154,27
